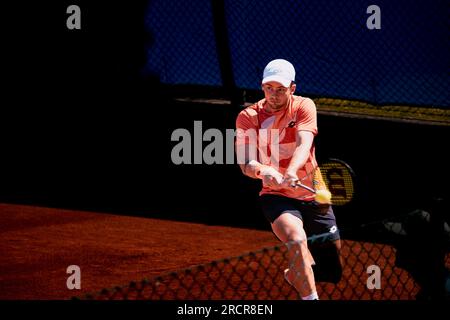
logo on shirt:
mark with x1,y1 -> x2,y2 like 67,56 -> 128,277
287,121 -> 296,128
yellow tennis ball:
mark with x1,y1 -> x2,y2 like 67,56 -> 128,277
315,189 -> 332,204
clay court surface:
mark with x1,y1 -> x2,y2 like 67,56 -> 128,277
0,203 -> 280,300
1,203 -> 421,300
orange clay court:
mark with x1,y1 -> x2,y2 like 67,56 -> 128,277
0,203 -> 421,300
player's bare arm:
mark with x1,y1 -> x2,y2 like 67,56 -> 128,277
237,135 -> 282,182
239,160 -> 262,180
240,160 -> 284,187
284,130 -> 314,185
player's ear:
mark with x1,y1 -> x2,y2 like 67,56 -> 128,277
290,82 -> 296,94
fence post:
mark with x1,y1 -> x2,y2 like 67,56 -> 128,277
211,0 -> 242,107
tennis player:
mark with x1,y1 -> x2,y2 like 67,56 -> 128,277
235,59 -> 341,300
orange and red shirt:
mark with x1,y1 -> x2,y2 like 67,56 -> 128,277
235,95 -> 327,200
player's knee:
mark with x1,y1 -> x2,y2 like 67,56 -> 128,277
285,227 -> 307,243
272,222 -> 307,244
287,233 -> 306,244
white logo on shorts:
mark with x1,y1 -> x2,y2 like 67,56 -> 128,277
329,226 -> 337,234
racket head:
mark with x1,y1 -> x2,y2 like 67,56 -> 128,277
319,158 -> 356,206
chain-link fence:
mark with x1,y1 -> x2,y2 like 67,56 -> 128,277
144,0 -> 450,109
80,208 -> 449,300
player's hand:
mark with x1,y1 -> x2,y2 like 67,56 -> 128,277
258,166 -> 284,188
283,170 -> 299,188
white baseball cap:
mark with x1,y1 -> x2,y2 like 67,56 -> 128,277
262,59 -> 295,87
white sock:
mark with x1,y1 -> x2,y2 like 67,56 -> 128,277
301,292 -> 319,300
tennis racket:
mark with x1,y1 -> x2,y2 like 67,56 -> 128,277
294,158 -> 355,206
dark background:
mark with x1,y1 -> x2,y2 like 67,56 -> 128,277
2,1 -> 449,232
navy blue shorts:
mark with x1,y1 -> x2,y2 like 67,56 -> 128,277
259,194 -> 340,241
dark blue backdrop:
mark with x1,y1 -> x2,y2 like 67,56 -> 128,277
145,0 -> 449,107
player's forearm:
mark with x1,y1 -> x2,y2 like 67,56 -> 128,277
239,160 -> 265,179
286,131 -> 314,176
285,144 -> 311,175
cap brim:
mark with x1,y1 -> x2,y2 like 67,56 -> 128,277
262,76 -> 291,87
